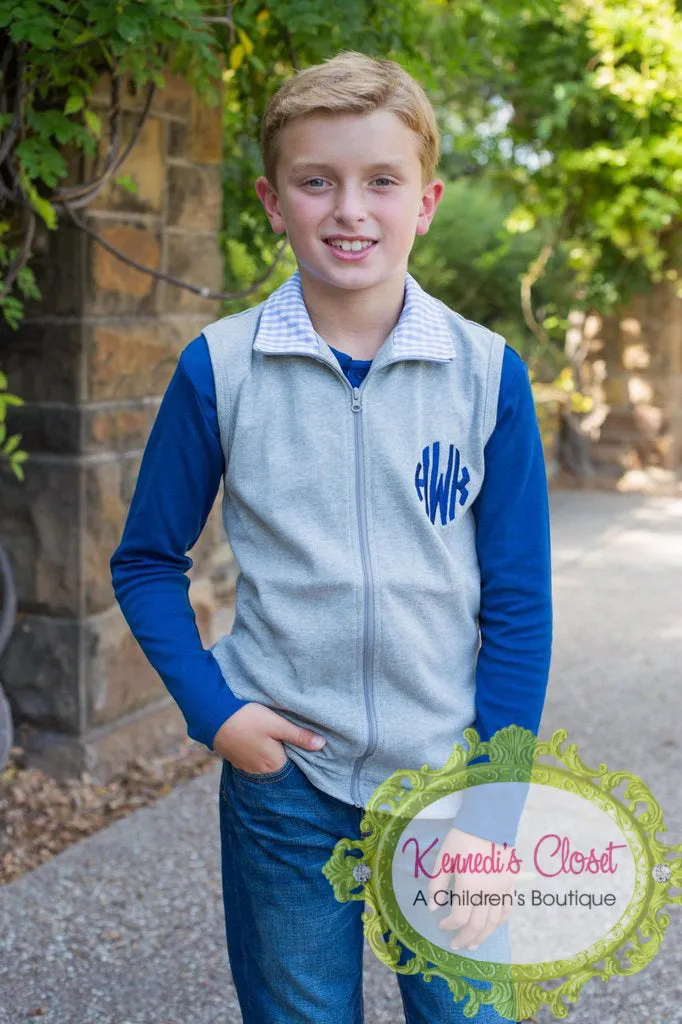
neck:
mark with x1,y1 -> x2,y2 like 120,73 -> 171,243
298,266 -> 406,360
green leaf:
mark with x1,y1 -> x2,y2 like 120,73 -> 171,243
114,174 -> 139,195
15,138 -> 67,189
237,28 -> 254,55
117,15 -> 144,44
0,295 -> 24,329
26,109 -> 80,145
72,28 -> 96,46
248,53 -> 267,74
65,94 -> 84,115
230,44 -> 245,70
84,109 -> 102,137
4,433 -> 21,456
21,176 -> 57,230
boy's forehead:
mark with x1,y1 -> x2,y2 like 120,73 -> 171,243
278,110 -> 421,171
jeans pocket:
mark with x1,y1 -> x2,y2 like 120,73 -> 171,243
230,756 -> 295,785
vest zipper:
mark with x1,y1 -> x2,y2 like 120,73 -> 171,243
305,355 -> 378,810
348,383 -> 377,810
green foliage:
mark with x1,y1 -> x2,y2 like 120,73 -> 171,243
0,370 -> 27,481
0,0 -> 223,98
420,0 -> 682,316
220,236 -> 298,316
0,0 -> 226,326
409,176 -> 576,376
0,223 -> 40,329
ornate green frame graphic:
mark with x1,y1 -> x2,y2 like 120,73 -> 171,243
322,727 -> 682,1020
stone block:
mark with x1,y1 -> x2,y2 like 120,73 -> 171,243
85,603 -> 169,728
20,698 -> 196,784
167,118 -> 190,159
86,220 -> 162,316
85,457 -> 135,616
189,90 -> 222,164
91,113 -> 166,214
20,220 -> 86,319
0,320 -> 82,404
86,315 -> 208,401
84,457 -> 225,617
85,401 -> 159,454
165,234 -> 223,314
151,71 -> 193,117
167,164 -> 222,232
3,402 -> 80,455
0,613 -> 80,732
86,569 -> 217,730
0,458 -> 80,617
7,402 -> 163,458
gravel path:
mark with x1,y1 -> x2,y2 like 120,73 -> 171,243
1,490 -> 680,1024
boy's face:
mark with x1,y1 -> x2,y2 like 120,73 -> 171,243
255,109 -> 444,294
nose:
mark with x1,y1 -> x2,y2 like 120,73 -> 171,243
333,184 -> 367,225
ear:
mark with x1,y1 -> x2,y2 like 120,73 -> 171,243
255,176 -> 287,234
415,179 -> 444,237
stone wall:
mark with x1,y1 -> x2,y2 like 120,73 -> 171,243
0,70 -> 237,780
577,267 -> 682,489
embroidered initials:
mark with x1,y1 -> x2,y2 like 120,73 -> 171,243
414,442 -> 470,525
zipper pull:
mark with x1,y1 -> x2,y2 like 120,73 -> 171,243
351,387 -> 361,412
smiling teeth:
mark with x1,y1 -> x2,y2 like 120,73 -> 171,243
328,239 -> 375,251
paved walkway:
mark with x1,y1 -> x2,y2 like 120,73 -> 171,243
1,491 -> 681,1023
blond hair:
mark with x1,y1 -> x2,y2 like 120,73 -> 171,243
260,51 -> 440,189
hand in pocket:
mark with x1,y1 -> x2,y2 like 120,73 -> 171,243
212,703 -> 326,774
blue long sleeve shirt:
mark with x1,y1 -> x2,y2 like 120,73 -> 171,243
110,333 -> 552,842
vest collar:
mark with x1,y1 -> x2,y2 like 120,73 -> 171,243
252,269 -> 455,366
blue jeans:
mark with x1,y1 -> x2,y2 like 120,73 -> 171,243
218,756 -> 518,1023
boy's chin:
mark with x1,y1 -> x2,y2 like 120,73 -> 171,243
297,255 -> 410,288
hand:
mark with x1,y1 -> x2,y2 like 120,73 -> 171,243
212,703 -> 326,775
427,826 -> 516,953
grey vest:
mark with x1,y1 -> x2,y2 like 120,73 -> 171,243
204,294 -> 504,809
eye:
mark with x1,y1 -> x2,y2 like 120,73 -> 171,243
303,178 -> 327,189
373,176 -> 397,187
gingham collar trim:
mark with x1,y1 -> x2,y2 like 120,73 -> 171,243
253,270 -> 455,361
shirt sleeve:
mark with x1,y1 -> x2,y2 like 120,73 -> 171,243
109,335 -> 250,750
450,344 -> 553,846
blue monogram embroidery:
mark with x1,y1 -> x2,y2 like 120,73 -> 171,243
414,442 -> 470,525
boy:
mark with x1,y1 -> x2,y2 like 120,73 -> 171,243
110,51 -> 552,1023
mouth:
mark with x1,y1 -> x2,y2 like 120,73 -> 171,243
323,238 -> 379,261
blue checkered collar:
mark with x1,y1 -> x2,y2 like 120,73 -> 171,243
253,269 -> 455,365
